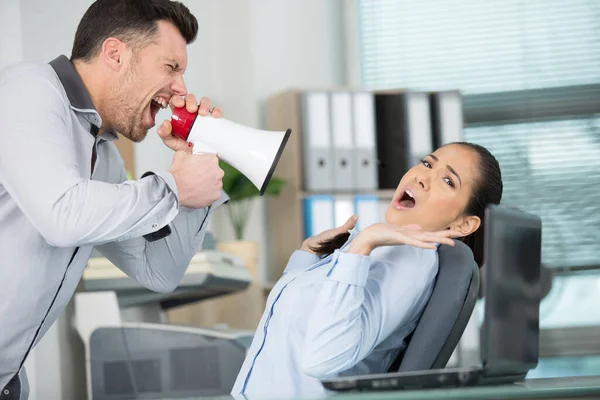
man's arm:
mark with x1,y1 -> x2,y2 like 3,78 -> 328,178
94,181 -> 229,293
0,74 -> 180,247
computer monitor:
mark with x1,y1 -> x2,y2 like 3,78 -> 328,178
480,204 -> 543,378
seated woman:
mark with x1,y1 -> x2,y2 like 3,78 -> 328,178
231,142 -> 503,399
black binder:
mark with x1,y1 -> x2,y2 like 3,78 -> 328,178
374,92 -> 414,190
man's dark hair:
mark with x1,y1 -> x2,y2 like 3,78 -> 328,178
71,0 -> 198,62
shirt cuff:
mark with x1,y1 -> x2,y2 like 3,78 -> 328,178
325,250 -> 372,287
141,170 -> 179,204
151,171 -> 178,197
213,190 -> 230,209
136,171 -> 178,242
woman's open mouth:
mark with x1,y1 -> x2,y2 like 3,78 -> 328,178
394,189 -> 416,210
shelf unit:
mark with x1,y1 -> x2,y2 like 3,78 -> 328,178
263,89 -> 396,282
299,190 -> 395,199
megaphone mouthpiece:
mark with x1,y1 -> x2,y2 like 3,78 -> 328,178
171,106 -> 197,141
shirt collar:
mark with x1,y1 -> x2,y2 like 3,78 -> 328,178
48,55 -> 118,141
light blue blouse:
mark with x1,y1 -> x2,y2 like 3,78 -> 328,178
231,230 -> 439,399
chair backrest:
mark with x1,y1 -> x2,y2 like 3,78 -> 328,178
388,240 -> 480,372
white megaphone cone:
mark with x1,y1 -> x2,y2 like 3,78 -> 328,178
170,107 -> 292,195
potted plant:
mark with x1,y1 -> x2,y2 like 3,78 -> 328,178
217,160 -> 285,280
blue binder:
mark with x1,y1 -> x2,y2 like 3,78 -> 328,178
303,195 -> 335,238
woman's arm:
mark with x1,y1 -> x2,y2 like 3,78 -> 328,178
282,215 -> 358,275
299,223 -> 460,379
299,248 -> 438,379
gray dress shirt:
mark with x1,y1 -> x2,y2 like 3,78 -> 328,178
0,55 -> 228,396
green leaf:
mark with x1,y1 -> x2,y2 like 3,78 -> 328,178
219,160 -> 286,202
218,159 -> 286,240
262,177 -> 286,196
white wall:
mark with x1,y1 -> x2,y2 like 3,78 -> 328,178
19,0 -> 90,63
0,0 -> 23,70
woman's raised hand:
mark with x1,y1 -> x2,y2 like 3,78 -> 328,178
348,223 -> 463,255
301,215 -> 358,254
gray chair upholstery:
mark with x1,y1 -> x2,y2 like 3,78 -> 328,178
387,239 -> 480,372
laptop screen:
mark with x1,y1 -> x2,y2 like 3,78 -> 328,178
481,205 -> 543,376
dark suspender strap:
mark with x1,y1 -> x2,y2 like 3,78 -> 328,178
1,374 -> 21,400
140,171 -> 172,242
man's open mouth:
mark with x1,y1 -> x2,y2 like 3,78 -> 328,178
149,96 -> 168,122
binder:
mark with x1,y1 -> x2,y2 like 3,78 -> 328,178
406,91 -> 434,167
334,195 -> 355,228
430,90 -> 464,149
374,91 -> 433,189
353,195 -> 380,231
300,92 -> 334,191
303,195 -> 335,238
351,91 -> 379,191
330,92 -> 354,191
374,92 -> 411,189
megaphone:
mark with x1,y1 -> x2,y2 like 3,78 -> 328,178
170,107 -> 292,195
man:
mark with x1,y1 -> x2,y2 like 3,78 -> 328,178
0,1 -> 228,398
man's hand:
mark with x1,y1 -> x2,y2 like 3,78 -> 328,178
169,150 -> 224,208
157,94 -> 223,152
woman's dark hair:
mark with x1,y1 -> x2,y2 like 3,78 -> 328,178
309,142 -> 503,267
71,0 -> 198,62
452,142 -> 503,267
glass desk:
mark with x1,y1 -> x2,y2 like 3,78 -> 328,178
170,376 -> 600,400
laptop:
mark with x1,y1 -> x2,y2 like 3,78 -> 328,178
322,204 -> 543,392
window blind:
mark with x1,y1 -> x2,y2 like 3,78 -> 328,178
357,0 -> 600,269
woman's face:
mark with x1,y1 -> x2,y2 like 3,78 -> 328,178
385,144 -> 481,235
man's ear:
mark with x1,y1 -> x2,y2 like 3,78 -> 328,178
449,215 -> 481,237
100,37 -> 125,71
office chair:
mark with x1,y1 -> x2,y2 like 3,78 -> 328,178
387,240 -> 480,372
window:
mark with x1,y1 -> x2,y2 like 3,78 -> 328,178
357,0 -> 600,270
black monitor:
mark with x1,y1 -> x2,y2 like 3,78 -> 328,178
481,204 -> 543,377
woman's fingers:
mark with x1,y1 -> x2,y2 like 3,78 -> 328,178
315,215 -> 357,243
438,229 -> 464,238
404,224 -> 422,231
332,215 -> 358,235
342,215 -> 358,230
396,233 -> 437,250
411,234 -> 454,246
406,231 -> 457,246
395,226 -> 461,245
401,227 -> 462,237
422,231 -> 456,244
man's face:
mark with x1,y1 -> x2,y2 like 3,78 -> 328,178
109,20 -> 188,142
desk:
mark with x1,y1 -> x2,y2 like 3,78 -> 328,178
82,250 -> 251,309
322,376 -> 600,400
175,376 -> 600,400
